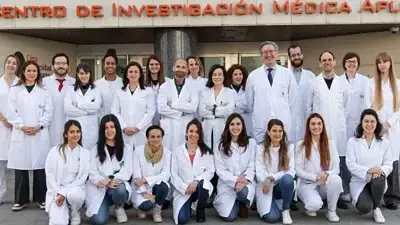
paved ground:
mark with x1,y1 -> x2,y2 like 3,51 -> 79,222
1,170 -> 400,225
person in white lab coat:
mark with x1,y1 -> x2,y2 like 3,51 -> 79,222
7,61 -> 53,211
295,113 -> 342,222
95,48 -> 123,119
86,114 -> 133,225
0,55 -> 19,205
346,109 -> 392,223
64,63 -> 101,149
43,53 -> 75,148
45,120 -> 90,225
112,61 -> 156,149
171,119 -> 215,224
131,125 -> 171,223
187,56 -> 207,121
255,119 -> 295,224
213,113 -> 256,221
246,41 -> 297,144
365,52 -> 400,210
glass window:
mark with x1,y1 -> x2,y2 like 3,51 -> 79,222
199,57 -> 225,75
79,58 -> 96,79
240,56 -> 261,73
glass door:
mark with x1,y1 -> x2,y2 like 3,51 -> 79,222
79,57 -> 100,80
199,54 -> 235,75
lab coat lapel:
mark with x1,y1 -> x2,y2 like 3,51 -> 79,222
178,80 -> 189,99
192,147 -> 202,169
171,79 -> 179,99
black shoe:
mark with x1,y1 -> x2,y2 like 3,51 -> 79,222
386,202 -> 398,210
290,202 -> 299,211
337,199 -> 348,209
196,208 -> 206,223
161,200 -> 170,210
123,201 -> 133,210
251,202 -> 257,211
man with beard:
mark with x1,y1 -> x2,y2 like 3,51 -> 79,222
43,53 -> 75,147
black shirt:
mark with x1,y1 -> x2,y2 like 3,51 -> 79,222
106,144 -> 116,158
324,77 -> 333,89
232,84 -> 241,93
152,80 -> 159,86
175,79 -> 185,96
80,84 -> 90,95
25,84 -> 35,93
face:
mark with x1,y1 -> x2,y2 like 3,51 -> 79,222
173,59 -> 188,78
319,52 -> 336,73
268,125 -> 283,144
148,59 -> 160,76
77,69 -> 90,85
309,117 -> 323,136
104,56 -> 116,75
148,129 -> 163,149
212,68 -> 224,86
188,58 -> 200,75
260,44 -> 278,66
24,64 -> 38,83
53,56 -> 69,76
5,57 -> 17,74
362,115 -> 377,135
105,121 -> 116,141
345,57 -> 359,73
187,124 -> 199,143
378,59 -> 391,74
66,124 -> 81,145
127,65 -> 140,83
229,117 -> 243,138
232,69 -> 243,86
289,47 -> 303,68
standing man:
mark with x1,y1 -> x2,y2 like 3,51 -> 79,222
43,53 -> 75,147
246,41 -> 297,144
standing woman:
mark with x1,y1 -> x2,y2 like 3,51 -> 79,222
199,64 -> 235,151
7,60 -> 53,211
186,56 -> 207,87
213,113 -> 256,222
171,119 -> 215,224
295,113 -> 342,222
0,55 -> 19,205
255,119 -> 295,224
346,109 -> 392,223
365,52 -> 400,210
86,114 -> 133,225
64,63 -> 101,149
45,120 -> 90,225
112,61 -> 156,148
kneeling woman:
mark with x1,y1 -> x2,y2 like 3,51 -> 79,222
171,119 -> 215,224
213,113 -> 256,221
295,113 -> 342,222
86,114 -> 133,225
346,109 -> 393,223
45,120 -> 90,225
131,125 -> 171,223
256,119 -> 295,224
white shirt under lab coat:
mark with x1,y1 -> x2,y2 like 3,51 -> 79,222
232,87 -> 253,135
306,74 -> 348,156
346,137 -> 392,206
171,144 -> 215,224
157,79 -> 199,150
339,73 -> 368,140
246,65 -> 297,144
213,139 -> 257,217
85,144 -> 133,217
64,86 -> 101,149
0,76 -> 19,160
43,74 -> 75,147
131,145 -> 171,209
7,85 -> 53,170
364,78 -> 400,160
94,76 -> 123,120
112,86 -> 156,148
199,87 -> 235,151
255,143 -> 295,216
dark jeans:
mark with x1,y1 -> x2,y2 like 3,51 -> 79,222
178,180 -> 209,225
356,175 -> 386,214
221,186 -> 249,222
14,169 -> 46,204
138,182 -> 169,212
339,156 -> 351,195
384,160 -> 400,205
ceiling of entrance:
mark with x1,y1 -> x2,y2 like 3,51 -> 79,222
1,24 -> 398,44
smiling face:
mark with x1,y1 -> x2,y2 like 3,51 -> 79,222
53,56 -> 69,76
229,117 -> 243,138
24,64 -> 38,84
319,52 -> 336,73
309,117 -> 323,136
289,47 -> 303,68
149,59 -> 160,80
127,65 -> 140,84
232,69 -> 243,86
148,128 -> 163,149
187,124 -> 199,144
173,59 -> 188,79
378,59 -> 391,74
212,68 -> 224,86
188,58 -> 200,75
268,124 -> 283,144
66,124 -> 81,146
260,44 -> 278,66
362,114 -> 377,136
105,121 -> 116,141
104,56 -> 117,75
4,56 -> 17,75
77,68 -> 90,85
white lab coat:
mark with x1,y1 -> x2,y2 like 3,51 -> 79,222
85,144 -> 133,217
199,87 -> 235,151
64,86 -> 101,149
131,145 -> 171,209
187,76 -> 208,121
232,87 -> 253,135
246,65 -> 297,144
346,137 -> 392,206
43,75 -> 75,147
364,78 -> 400,160
255,143 -> 295,216
171,144 -> 215,224
213,139 -> 257,217
157,79 -> 199,150
0,76 -> 19,160
306,74 -> 348,156
94,76 -> 123,120
339,73 -> 368,140
112,86 -> 156,148
7,85 -> 53,170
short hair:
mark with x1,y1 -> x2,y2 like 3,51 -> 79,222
52,53 -> 69,65
287,44 -> 302,56
259,41 -> 279,52
342,52 -> 361,71
146,125 -> 165,138
319,51 -> 335,62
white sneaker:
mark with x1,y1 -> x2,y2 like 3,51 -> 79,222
114,207 -> 128,223
70,210 -> 81,225
306,210 -> 317,217
137,210 -> 146,219
152,204 -> 163,223
282,210 -> 292,224
341,193 -> 351,202
373,208 -> 385,223
327,211 -> 340,222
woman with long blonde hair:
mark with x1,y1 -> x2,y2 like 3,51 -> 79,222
365,52 -> 400,210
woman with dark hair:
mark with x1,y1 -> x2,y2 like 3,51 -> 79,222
45,120 -> 90,225
64,63 -> 101,149
85,114 -> 133,225
255,119 -> 295,224
171,119 -> 215,224
199,64 -> 235,151
213,113 -> 256,221
7,60 -> 53,211
14,51 -> 25,77
346,109 -> 392,223
295,113 -> 342,222
111,61 -> 156,148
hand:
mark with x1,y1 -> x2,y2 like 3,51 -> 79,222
2,120 -> 12,129
21,126 -> 39,135
55,194 -> 65,206
236,175 -> 248,185
383,122 -> 391,132
185,181 -> 198,195
167,100 -> 172,107
235,182 -> 245,193
97,178 -> 111,188
131,127 -> 140,134
142,193 -> 156,203
316,172 -> 328,185
123,128 -> 135,136
368,167 -> 383,175
263,179 -> 271,194
107,179 -> 121,189
134,178 -> 147,188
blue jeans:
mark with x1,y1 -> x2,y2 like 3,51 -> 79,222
90,183 -> 129,225
262,174 -> 294,223
221,186 -> 249,222
178,180 -> 209,225
138,182 -> 169,212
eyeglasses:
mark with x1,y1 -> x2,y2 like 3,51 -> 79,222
261,50 -> 276,55
345,60 -> 358,64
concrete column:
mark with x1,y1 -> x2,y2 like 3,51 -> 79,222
154,28 -> 197,78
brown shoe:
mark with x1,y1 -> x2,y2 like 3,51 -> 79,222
238,203 -> 248,218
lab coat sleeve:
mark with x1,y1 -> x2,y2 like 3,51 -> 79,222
170,89 -> 199,114
194,153 -> 215,182
171,152 -> 189,195
7,87 -> 24,129
244,140 -> 256,182
132,149 -> 147,193
255,145 -> 269,183
381,139 -> 394,176
88,146 -> 105,186
114,146 -> 134,181
234,92 -> 246,114
388,111 -> 400,128
285,144 -> 296,178
215,90 -> 235,118
136,90 -> 156,131
45,147 -> 60,196
346,138 -> 369,180
64,90 -> 87,117
343,84 -> 349,121
77,89 -> 102,115
157,84 -> 182,119
327,141 -> 340,175
110,92 -> 128,130
245,75 -> 254,113
198,90 -> 215,119
145,150 -> 171,187
288,71 -> 298,114
306,79 -> 315,116
39,90 -> 53,128
295,142 -> 317,182
364,80 -> 373,109
214,150 -> 238,189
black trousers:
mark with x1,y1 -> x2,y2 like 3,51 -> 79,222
14,169 -> 46,204
356,175 -> 386,214
384,160 -> 400,204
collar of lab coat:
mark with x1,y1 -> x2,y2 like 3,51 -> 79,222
124,84 -> 143,95
77,85 -> 94,97
0,75 -> 19,87
55,145 -> 88,185
183,144 -> 202,168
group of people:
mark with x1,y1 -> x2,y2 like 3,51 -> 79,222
0,40 -> 399,225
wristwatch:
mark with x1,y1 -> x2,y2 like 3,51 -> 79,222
40,125 -> 44,130
108,175 -> 115,180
